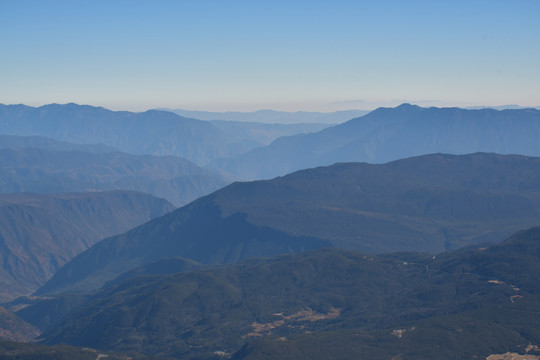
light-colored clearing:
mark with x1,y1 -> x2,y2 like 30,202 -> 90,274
214,350 -> 231,357
486,353 -> 540,360
391,327 -> 416,339
246,307 -> 341,337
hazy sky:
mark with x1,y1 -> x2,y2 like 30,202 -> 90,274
1,0 -> 539,111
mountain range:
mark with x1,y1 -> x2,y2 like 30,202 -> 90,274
14,226 -> 540,359
7,103 -> 540,183
0,104 -> 332,166
0,191 -> 174,301
466,104 -> 540,110
0,134 -> 117,153
35,152 -> 540,296
2,102 -> 540,359
160,108 -> 370,124
211,104 -> 540,180
209,120 -> 329,146
0,103 -> 253,165
0,145 -> 228,206
235,226 -> 540,359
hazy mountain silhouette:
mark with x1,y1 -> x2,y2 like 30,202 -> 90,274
466,104 -> 540,110
0,135 -> 117,153
0,103 -> 258,165
211,104 -> 540,179
162,108 -> 370,124
0,147 -> 228,206
209,120 -> 330,146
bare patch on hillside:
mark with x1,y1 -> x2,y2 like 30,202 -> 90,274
246,307 -> 341,337
487,346 -> 540,360
391,327 -> 416,339
486,353 -> 540,360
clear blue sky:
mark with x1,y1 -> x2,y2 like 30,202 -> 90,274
1,0 -> 539,111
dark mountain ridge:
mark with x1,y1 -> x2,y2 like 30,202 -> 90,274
36,152 -> 540,295
32,226 -> 540,359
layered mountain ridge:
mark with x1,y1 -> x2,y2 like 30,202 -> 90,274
36,153 -> 540,296
211,104 -> 540,179
0,103 -> 249,165
2,103 -> 540,359
22,226 -> 540,359
0,145 -> 228,206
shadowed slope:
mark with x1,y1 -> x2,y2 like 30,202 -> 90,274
0,191 -> 174,301
37,153 -> 540,295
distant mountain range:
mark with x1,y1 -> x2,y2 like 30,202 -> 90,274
36,153 -> 540,296
16,226 -> 540,359
4,103 -> 540,178
209,120 -> 330,146
0,191 -> 174,301
465,104 -> 540,110
159,108 -> 371,124
0,104 -> 335,165
0,103 -> 253,165
210,104 -> 540,180
7,103 -> 540,183
0,143 -> 228,206
0,135 -> 117,153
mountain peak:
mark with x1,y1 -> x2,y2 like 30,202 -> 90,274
395,103 -> 422,110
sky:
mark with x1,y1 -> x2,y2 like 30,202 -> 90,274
1,0 -> 539,112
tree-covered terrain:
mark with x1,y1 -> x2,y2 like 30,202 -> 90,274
21,226 -> 540,359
